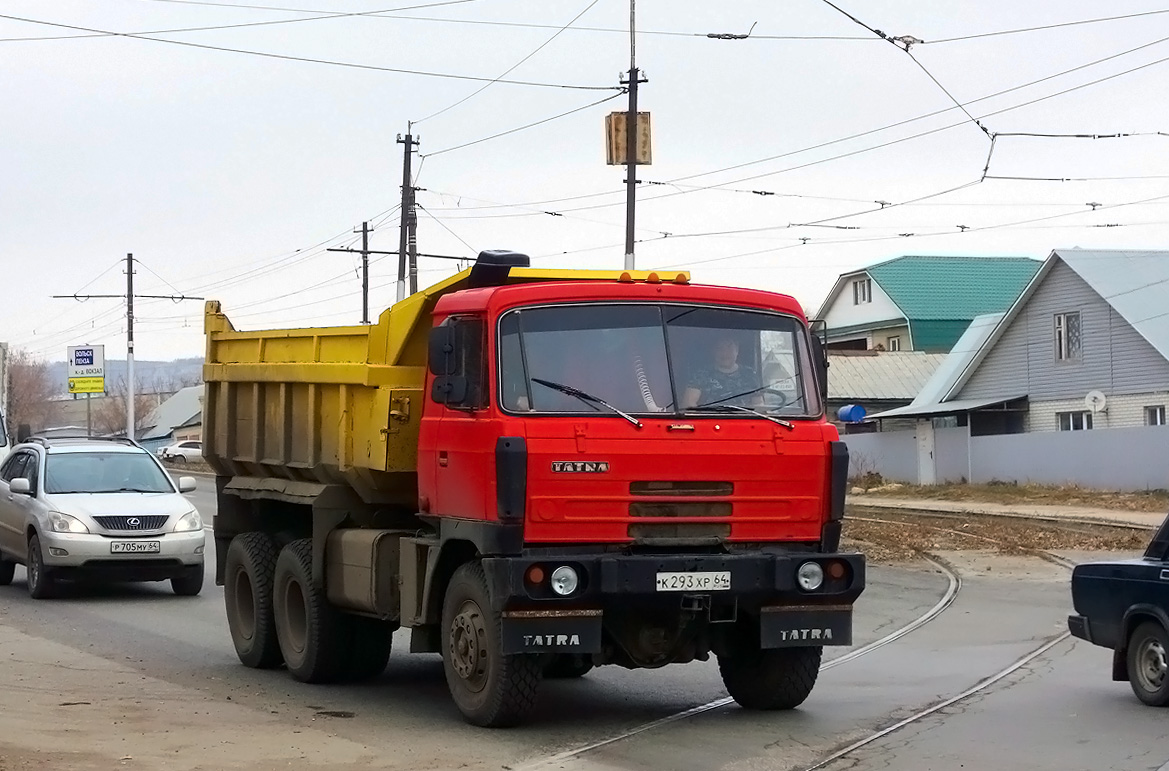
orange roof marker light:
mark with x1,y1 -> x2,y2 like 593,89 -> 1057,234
673,273 -> 689,285
646,272 -> 662,284
619,271 -> 635,283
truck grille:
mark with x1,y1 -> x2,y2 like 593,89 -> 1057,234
630,502 -> 732,518
628,523 -> 731,541
93,515 -> 169,531
630,481 -> 733,497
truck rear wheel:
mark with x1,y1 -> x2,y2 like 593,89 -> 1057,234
341,615 -> 393,682
224,532 -> 283,669
273,538 -> 345,684
441,561 -> 541,727
719,643 -> 822,710
1127,621 -> 1169,706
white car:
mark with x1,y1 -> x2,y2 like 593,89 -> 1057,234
0,436 -> 205,598
158,440 -> 203,463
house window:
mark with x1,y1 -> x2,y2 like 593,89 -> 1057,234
1146,406 -> 1166,426
1057,411 -> 1093,431
1054,312 -> 1081,361
852,278 -> 872,305
887,336 -> 901,352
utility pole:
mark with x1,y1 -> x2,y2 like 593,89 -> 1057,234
54,255 -> 203,441
359,222 -> 370,323
396,129 -> 420,302
126,253 -> 135,440
623,0 -> 643,270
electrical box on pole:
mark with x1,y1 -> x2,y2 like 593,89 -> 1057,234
605,111 -> 652,165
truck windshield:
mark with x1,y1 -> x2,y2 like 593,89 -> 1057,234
499,303 -> 820,418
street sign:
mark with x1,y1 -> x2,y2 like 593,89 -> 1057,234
68,345 -> 105,395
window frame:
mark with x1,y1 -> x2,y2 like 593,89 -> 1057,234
1057,410 -> 1093,431
1054,311 -> 1082,362
886,336 -> 901,352
852,278 -> 872,305
1145,405 -> 1166,426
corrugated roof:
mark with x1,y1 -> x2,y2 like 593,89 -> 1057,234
912,313 -> 1003,406
867,255 -> 1041,321
827,352 -> 947,401
870,395 -> 1027,420
1056,249 -> 1169,360
140,385 -> 203,441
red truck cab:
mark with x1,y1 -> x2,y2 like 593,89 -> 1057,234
415,254 -> 863,723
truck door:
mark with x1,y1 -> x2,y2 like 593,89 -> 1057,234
428,316 -> 494,520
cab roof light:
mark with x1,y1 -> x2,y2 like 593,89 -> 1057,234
618,271 -> 635,283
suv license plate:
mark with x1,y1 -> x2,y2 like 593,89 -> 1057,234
655,571 -> 731,592
110,541 -> 160,554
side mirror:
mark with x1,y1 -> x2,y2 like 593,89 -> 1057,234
10,478 -> 31,495
810,332 -> 829,402
17,424 -> 31,443
178,476 -> 197,493
431,376 -> 469,405
428,324 -> 456,376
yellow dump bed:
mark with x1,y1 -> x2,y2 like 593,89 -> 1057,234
203,266 -> 687,506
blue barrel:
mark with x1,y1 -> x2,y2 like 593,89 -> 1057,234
837,404 -> 867,423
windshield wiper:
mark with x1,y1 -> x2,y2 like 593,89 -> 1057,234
531,378 -> 643,428
689,403 -> 794,430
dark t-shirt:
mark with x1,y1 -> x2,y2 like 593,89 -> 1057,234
689,365 -> 761,407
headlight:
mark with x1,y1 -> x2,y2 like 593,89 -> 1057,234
173,510 -> 203,532
550,566 -> 579,596
797,561 -> 824,591
48,512 -> 89,534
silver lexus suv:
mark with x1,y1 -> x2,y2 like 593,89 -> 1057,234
0,436 -> 205,598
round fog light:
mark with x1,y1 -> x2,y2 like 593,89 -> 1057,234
797,562 -> 824,591
550,566 -> 579,596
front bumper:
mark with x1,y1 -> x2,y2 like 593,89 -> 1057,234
484,550 -> 865,654
40,529 -> 205,577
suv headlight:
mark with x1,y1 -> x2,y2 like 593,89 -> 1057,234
48,512 -> 90,534
173,510 -> 203,533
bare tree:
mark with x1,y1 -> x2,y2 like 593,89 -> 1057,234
7,348 -> 61,435
92,376 -> 156,437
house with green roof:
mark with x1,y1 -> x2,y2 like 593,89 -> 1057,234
814,255 -> 1042,353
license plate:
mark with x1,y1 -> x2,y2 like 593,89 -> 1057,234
655,571 -> 731,592
110,541 -> 160,554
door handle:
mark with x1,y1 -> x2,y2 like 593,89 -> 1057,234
438,451 -> 449,467
1160,569 -> 1169,581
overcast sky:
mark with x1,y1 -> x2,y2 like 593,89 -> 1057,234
5,0 -> 1169,363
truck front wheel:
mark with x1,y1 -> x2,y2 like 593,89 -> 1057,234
719,642 -> 822,710
441,561 -> 542,727
224,532 -> 283,669
273,539 -> 345,684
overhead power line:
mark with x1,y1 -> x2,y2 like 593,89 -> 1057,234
0,12 -> 621,91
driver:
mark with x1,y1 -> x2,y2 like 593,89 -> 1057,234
682,335 -> 762,409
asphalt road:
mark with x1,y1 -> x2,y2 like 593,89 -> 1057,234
0,489 -> 1166,770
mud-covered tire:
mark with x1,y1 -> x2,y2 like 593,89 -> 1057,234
543,654 -> 594,679
273,538 -> 345,684
719,644 -> 822,710
26,534 -> 58,600
171,565 -> 204,596
341,615 -> 393,682
224,532 -> 283,669
0,557 -> 15,586
1127,621 -> 1169,707
441,561 -> 542,727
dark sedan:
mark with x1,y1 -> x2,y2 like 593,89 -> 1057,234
1069,514 -> 1169,705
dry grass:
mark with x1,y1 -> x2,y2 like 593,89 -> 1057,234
855,481 -> 1169,513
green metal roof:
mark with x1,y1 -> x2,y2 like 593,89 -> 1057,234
868,256 -> 1041,322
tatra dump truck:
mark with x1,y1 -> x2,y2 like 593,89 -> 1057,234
203,251 -> 864,727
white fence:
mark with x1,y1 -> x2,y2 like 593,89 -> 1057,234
844,424 -> 1169,491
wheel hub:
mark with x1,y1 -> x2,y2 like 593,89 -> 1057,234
449,600 -> 489,692
1139,639 -> 1167,691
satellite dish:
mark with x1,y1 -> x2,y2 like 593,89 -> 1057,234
1085,390 -> 1108,413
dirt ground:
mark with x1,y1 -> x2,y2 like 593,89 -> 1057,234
841,510 -> 1151,562
851,481 -> 1169,512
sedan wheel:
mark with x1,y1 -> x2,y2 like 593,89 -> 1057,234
1128,621 -> 1169,706
27,534 -> 58,600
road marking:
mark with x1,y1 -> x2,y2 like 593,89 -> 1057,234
514,555 -> 962,771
